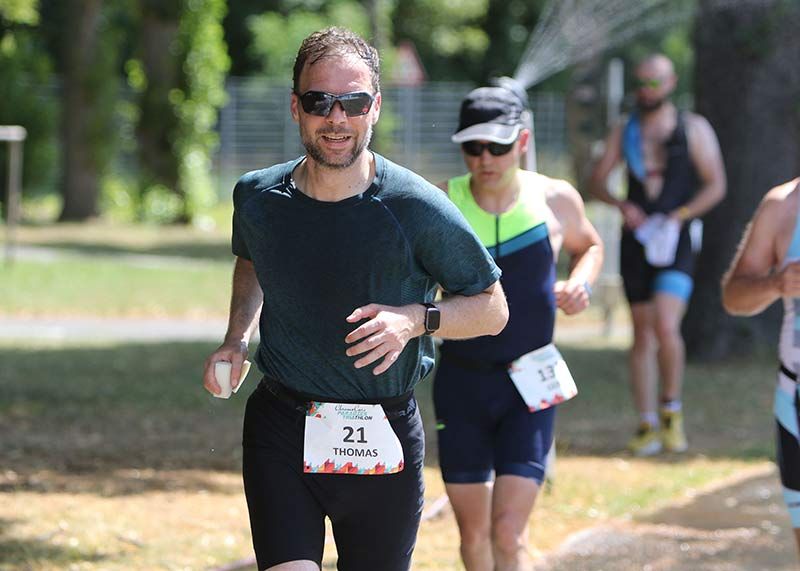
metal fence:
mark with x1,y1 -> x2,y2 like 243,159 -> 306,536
216,78 -> 569,196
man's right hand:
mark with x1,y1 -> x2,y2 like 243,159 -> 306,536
619,201 -> 647,230
203,341 -> 249,396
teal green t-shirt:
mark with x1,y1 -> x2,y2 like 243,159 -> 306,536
232,153 -> 501,400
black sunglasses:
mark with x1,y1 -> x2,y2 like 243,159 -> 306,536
461,140 -> 515,157
296,90 -> 375,117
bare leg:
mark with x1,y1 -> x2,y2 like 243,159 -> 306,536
629,302 -> 658,416
446,482 -> 494,571
492,475 -> 540,571
653,293 -> 687,403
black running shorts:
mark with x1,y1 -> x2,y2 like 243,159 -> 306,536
242,378 -> 425,571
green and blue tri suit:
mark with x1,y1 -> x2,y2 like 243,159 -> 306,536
434,170 -> 557,484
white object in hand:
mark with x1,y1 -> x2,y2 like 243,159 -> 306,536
213,360 -> 252,399
634,213 -> 680,267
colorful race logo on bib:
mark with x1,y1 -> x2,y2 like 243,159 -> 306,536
303,402 -> 405,475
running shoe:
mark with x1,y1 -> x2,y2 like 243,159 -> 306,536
627,422 -> 662,456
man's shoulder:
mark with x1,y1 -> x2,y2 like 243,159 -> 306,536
682,111 -> 715,135
521,170 -> 578,201
236,160 -> 296,190
233,159 -> 298,206
378,154 -> 434,187
755,179 -> 800,229
764,179 -> 800,207
376,154 -> 443,203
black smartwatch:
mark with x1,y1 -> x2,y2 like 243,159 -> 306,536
421,302 -> 441,335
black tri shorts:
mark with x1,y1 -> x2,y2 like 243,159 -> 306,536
242,377 -> 425,571
434,354 -> 555,485
620,227 -> 696,304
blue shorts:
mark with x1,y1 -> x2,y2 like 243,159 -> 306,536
242,378 -> 425,571
776,367 -> 800,528
433,353 -> 555,485
620,229 -> 695,303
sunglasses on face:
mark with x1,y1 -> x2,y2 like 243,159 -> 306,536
461,140 -> 516,157
296,90 -> 375,117
635,77 -> 663,89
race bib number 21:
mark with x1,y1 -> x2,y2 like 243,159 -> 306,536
303,402 -> 404,475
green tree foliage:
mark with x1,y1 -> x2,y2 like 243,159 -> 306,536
174,0 -> 230,221
248,0 -> 369,82
30,0 -> 131,221
393,0 -> 488,83
131,0 -> 229,223
480,0 -> 546,82
0,0 -> 57,197
0,0 -> 37,23
223,0 -> 277,76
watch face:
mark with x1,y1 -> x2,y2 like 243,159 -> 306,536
425,307 -> 441,332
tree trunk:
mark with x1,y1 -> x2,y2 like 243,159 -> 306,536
685,0 -> 800,360
58,0 -> 103,221
136,1 -> 181,198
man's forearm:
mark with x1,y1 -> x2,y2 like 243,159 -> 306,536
674,182 -> 725,221
568,243 -> 603,287
721,274 -> 780,316
435,282 -> 509,339
224,257 -> 264,345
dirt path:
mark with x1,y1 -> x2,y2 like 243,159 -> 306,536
535,465 -> 798,570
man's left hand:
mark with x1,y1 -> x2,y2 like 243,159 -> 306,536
554,280 -> 590,315
344,304 -> 423,375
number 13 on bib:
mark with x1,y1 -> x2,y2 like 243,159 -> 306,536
508,343 -> 578,412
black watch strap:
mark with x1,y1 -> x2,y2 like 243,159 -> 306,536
421,302 -> 441,335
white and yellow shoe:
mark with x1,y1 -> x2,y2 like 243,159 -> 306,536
660,409 -> 688,453
627,422 -> 662,456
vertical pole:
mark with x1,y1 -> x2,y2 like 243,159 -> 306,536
601,58 -> 625,334
5,131 -> 25,266
607,58 -> 625,126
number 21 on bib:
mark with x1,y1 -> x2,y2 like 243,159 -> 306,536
303,402 -> 405,475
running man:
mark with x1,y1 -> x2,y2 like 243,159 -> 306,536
202,28 -> 508,571
721,177 -> 800,556
434,85 -> 604,571
589,53 -> 726,455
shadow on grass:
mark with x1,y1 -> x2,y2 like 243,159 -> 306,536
0,340 -> 777,495
0,517 -> 108,567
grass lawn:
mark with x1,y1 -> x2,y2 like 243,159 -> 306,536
0,338 -> 776,570
2,222 -> 235,319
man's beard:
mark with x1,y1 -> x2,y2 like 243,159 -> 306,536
302,124 -> 373,170
637,96 -> 666,114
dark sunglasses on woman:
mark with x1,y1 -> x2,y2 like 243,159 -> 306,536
461,140 -> 515,157
296,90 -> 375,117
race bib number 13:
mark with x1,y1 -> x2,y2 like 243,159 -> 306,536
303,402 -> 404,475
508,343 -> 578,412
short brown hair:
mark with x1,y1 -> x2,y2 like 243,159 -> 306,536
292,27 -> 380,94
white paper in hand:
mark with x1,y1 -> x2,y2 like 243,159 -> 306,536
635,213 -> 680,267
213,360 -> 252,399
